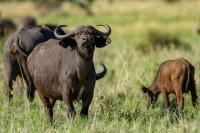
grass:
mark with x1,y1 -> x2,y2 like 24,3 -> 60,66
1,0 -> 200,132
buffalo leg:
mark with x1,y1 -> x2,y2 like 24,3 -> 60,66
37,91 -> 54,123
62,89 -> 76,118
49,98 -> 56,123
162,91 -> 169,113
4,62 -> 18,103
6,78 -> 14,102
190,80 -> 198,107
20,57 -> 35,102
50,98 -> 56,108
176,95 -> 184,117
174,82 -> 184,117
80,91 -> 93,117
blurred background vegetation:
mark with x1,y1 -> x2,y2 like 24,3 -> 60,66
0,0 -> 194,16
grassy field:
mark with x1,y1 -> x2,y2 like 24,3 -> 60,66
1,0 -> 200,132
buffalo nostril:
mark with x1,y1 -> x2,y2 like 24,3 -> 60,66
82,37 -> 86,41
90,37 -> 94,41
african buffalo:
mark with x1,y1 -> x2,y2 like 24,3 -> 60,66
3,26 -> 57,102
141,58 -> 197,116
27,24 -> 111,122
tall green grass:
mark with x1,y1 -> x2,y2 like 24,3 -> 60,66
1,0 -> 200,132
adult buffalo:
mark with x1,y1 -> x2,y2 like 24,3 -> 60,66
27,24 -> 111,122
3,26 -> 57,102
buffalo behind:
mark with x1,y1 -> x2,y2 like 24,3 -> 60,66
3,25 -> 59,102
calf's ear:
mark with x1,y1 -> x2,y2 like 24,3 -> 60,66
141,85 -> 154,98
95,36 -> 111,48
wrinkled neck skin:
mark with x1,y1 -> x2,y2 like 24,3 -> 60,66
75,47 -> 95,79
76,46 -> 95,61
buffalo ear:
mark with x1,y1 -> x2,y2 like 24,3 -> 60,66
95,36 -> 111,48
59,38 -> 77,49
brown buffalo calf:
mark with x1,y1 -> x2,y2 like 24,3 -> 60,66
141,58 -> 197,116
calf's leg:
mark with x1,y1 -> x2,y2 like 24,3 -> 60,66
174,82 -> 184,117
162,91 -> 169,113
190,80 -> 198,107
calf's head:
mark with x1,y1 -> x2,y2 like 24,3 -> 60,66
141,85 -> 157,109
54,24 -> 111,59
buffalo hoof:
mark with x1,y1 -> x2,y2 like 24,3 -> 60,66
80,109 -> 88,118
47,117 -> 53,125
7,93 -> 13,103
175,108 -> 182,119
67,109 -> 76,118
80,113 -> 88,119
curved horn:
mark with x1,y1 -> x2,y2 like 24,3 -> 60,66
96,63 -> 107,80
54,25 -> 75,39
92,24 -> 111,37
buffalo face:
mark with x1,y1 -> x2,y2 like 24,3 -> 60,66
141,85 -> 156,109
54,24 -> 111,59
74,26 -> 96,59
